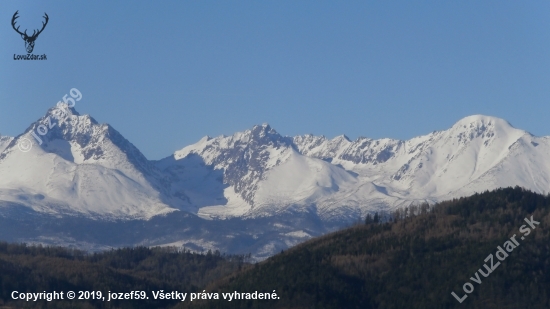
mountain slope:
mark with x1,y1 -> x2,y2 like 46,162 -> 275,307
0,244 -> 246,309
189,187 -> 550,309
0,106 -> 176,219
2,110 -> 547,222
158,124 -> 362,220
168,114 -> 549,222
0,135 -> 12,154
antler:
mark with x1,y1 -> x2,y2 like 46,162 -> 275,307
11,10 -> 26,37
31,13 -> 49,38
12,11 -> 48,53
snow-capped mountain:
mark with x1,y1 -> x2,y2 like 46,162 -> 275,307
0,106 -> 177,219
159,124 -> 358,219
161,114 -> 550,222
0,135 -> 12,154
293,115 -> 549,201
0,109 -> 548,258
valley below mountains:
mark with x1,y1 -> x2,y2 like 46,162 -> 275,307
0,106 -> 548,259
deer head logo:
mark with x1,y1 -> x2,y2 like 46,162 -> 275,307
11,11 -> 49,54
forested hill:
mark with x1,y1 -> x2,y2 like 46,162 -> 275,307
186,187 -> 550,309
0,245 -> 249,309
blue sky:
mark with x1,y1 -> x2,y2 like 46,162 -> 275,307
1,1 -> 549,159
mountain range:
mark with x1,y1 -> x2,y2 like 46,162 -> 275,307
0,105 -> 547,258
